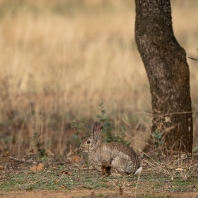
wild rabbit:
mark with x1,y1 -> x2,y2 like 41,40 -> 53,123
80,122 -> 142,176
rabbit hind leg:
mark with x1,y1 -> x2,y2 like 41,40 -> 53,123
112,156 -> 132,175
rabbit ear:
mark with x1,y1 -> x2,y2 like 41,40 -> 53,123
90,122 -> 102,141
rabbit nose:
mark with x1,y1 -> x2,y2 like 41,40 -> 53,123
87,140 -> 91,144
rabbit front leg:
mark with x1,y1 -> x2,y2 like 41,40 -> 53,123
105,166 -> 111,176
101,165 -> 111,176
101,165 -> 106,175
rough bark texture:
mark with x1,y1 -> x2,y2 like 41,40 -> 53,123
135,0 -> 193,153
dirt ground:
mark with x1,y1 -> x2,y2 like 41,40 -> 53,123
0,190 -> 198,198
0,153 -> 198,198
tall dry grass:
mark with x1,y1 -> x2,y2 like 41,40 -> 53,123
0,0 -> 197,155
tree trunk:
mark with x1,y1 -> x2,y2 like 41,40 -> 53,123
135,0 -> 193,153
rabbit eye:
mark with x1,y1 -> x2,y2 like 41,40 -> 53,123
87,140 -> 90,144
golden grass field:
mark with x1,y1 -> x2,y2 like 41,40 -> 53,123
0,0 -> 198,155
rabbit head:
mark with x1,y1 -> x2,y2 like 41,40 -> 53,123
80,122 -> 102,153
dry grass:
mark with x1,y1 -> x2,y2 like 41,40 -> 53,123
0,0 -> 198,155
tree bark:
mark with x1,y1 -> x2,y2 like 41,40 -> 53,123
135,0 -> 193,153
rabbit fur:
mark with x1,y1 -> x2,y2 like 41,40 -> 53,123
80,122 -> 142,176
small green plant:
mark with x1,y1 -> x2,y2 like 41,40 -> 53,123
152,129 -> 164,148
70,120 -> 88,147
32,132 -> 46,157
70,103 -> 128,147
97,103 -> 128,145
151,129 -> 165,159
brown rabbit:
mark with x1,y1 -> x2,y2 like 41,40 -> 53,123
80,122 -> 142,176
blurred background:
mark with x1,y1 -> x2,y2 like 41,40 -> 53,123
0,0 -> 197,156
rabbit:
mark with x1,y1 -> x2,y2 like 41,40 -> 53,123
79,122 -> 142,176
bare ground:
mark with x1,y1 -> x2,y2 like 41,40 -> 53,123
0,190 -> 198,198
0,153 -> 198,198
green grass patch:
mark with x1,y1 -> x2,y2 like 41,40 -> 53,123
0,158 -> 198,198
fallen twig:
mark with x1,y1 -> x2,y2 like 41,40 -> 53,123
9,156 -> 34,164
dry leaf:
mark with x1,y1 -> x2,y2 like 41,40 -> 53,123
30,163 -> 44,172
37,163 -> 45,171
0,165 -> 4,170
60,170 -> 71,175
71,155 -> 82,163
30,165 -> 37,172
